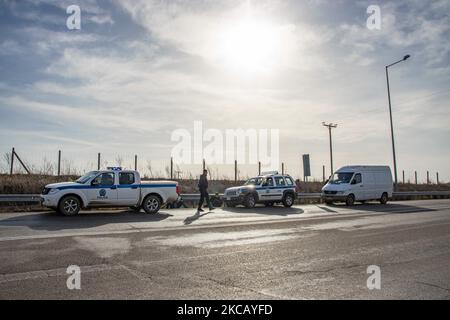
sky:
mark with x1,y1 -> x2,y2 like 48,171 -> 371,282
0,0 -> 449,181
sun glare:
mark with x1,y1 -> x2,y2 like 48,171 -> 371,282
217,20 -> 281,74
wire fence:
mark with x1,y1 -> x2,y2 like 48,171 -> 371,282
0,147 -> 446,184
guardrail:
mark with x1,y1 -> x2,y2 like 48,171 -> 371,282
1,191 -> 450,204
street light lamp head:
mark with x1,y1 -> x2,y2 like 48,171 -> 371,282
403,54 -> 411,61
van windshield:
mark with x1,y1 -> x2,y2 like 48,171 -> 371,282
329,172 -> 354,184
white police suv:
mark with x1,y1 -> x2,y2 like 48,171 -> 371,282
223,172 -> 298,208
41,167 -> 179,216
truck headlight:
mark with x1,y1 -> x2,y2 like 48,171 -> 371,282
48,189 -> 59,195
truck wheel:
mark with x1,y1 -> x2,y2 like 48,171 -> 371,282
345,194 -> 355,206
244,194 -> 256,208
380,193 -> 388,205
58,196 -> 81,216
143,195 -> 161,214
282,193 -> 294,208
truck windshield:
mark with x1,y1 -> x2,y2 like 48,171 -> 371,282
245,177 -> 263,186
76,171 -> 100,184
329,172 -> 354,184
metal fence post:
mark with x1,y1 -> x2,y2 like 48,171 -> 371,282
282,163 -> 284,175
10,147 -> 15,175
436,172 -> 439,185
134,155 -> 137,171
427,171 -> 430,184
170,157 -> 173,179
57,150 -> 61,176
258,161 -> 261,175
97,153 -> 101,170
415,171 -> 418,185
402,170 -> 405,184
234,160 -> 237,182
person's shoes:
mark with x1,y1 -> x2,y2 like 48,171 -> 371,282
198,208 -> 204,212
209,207 -> 215,211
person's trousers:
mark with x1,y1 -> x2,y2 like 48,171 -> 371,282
198,189 -> 212,210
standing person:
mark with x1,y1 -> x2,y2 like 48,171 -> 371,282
197,169 -> 214,212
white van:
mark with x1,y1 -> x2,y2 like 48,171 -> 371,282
321,166 -> 393,206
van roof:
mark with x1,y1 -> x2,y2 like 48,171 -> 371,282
336,165 -> 391,173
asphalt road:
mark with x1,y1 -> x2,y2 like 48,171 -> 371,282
0,199 -> 450,299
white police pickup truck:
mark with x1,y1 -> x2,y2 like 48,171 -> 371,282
41,167 -> 179,216
223,172 -> 298,208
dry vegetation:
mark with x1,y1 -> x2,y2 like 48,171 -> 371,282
1,173 -> 449,195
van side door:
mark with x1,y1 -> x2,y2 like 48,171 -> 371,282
350,173 -> 365,200
117,172 -> 140,206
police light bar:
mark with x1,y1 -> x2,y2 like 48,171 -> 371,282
261,171 -> 279,175
107,167 -> 122,171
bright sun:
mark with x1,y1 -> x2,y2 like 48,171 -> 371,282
217,20 -> 281,73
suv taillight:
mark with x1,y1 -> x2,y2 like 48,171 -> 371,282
176,184 -> 181,195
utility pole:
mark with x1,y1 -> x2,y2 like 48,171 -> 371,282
322,122 -> 337,175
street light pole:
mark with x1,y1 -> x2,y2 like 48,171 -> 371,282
322,122 -> 337,176
385,54 -> 410,190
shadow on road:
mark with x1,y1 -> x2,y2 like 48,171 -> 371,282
183,211 -> 211,225
0,210 -> 173,231
326,201 -> 437,214
222,205 -> 304,216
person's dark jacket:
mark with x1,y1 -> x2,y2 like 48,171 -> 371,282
198,174 -> 208,191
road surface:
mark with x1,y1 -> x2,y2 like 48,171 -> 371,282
0,199 -> 449,299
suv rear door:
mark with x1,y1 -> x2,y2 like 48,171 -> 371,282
273,176 -> 287,200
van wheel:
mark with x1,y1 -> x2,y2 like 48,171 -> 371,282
282,193 -> 294,207
345,194 -> 355,206
244,194 -> 256,208
58,196 -> 81,216
143,195 -> 161,214
380,193 -> 388,205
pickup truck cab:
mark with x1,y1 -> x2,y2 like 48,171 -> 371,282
223,172 -> 298,208
41,167 -> 179,216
